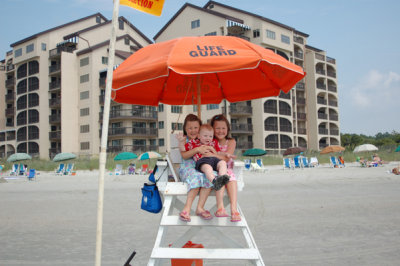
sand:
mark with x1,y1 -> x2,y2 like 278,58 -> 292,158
1,162 -> 400,265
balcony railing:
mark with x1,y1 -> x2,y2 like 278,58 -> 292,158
329,114 -> 339,121
315,53 -> 325,61
329,100 -> 338,107
49,114 -> 61,123
280,125 -> 292,132
106,127 -> 158,137
327,71 -> 336,78
326,57 -> 336,64
316,83 -> 326,90
297,128 -> 307,134
330,129 -> 339,136
28,99 -> 39,108
293,36 -> 304,44
17,133 -> 27,141
328,85 -> 337,92
0,134 -> 4,141
49,64 -> 61,74
318,113 -> 328,120
49,80 -> 61,91
49,46 -> 75,57
236,141 -> 253,150
294,52 -> 303,60
296,112 -> 306,120
264,107 -> 277,114
231,123 -> 253,134
28,132 -> 39,140
265,125 -> 278,131
318,128 -> 329,135
17,118 -> 27,126
107,145 -> 159,153
296,97 -> 306,105
49,131 -> 61,140
317,97 -> 327,105
5,107 -> 15,116
296,82 -> 305,90
279,108 -> 291,116
229,105 -> 252,116
265,142 -> 279,149
99,77 -> 106,88
5,78 -> 15,87
7,132 -> 16,141
6,64 -> 15,72
100,109 -> 158,120
17,101 -> 27,110
49,98 -> 61,108
316,69 -> 326,75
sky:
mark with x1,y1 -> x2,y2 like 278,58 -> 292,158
1,0 -> 399,136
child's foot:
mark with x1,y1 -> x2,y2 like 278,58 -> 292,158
179,211 -> 191,222
214,208 -> 229,217
231,211 -> 241,222
212,175 -> 229,190
196,210 -> 213,220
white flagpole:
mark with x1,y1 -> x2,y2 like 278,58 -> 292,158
95,0 -> 120,265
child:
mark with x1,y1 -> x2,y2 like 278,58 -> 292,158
185,124 -> 230,191
210,114 -> 241,222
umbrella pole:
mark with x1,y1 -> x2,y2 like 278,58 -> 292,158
95,1 -> 119,265
197,75 -> 201,120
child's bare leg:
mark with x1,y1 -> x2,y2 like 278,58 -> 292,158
182,188 -> 199,214
215,187 -> 228,217
200,164 -> 215,182
216,161 -> 227,176
196,187 -> 212,214
226,181 -> 238,213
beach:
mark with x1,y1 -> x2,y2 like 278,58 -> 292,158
1,162 -> 400,265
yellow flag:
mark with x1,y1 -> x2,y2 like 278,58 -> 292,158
120,0 -> 165,16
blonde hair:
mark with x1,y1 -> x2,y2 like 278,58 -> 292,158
199,124 -> 213,132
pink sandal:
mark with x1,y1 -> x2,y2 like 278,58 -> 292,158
179,211 -> 191,222
214,208 -> 229,217
231,212 -> 241,222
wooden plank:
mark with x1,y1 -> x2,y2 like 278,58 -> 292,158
160,216 -> 246,227
151,248 -> 260,260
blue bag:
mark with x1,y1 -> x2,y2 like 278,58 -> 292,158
141,165 -> 162,213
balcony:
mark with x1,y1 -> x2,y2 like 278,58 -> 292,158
330,129 -> 339,136
326,57 -> 336,64
100,108 -> 158,121
49,114 -> 61,123
49,80 -> 61,91
5,107 -> 15,116
229,105 -> 252,116
318,113 -> 328,120
294,52 -> 303,60
0,133 -> 4,141
266,142 -> 279,149
17,133 -> 27,142
329,114 -> 339,121
315,53 -> 325,61
279,108 -> 291,116
280,125 -> 292,132
17,117 -> 27,126
28,132 -> 39,140
297,128 -> 307,135
295,112 -> 306,120
296,82 -> 305,90
231,123 -> 253,134
107,145 -> 159,153
49,64 -> 61,74
327,71 -> 336,78
236,141 -> 253,150
316,69 -> 326,75
296,97 -> 306,105
49,46 -> 75,58
328,85 -> 337,92
293,36 -> 304,44
7,132 -> 16,141
318,128 -> 329,135
317,97 -> 327,105
5,78 -> 15,88
29,114 -> 39,124
99,77 -> 106,88
6,64 -> 15,72
49,131 -> 61,140
264,107 -> 277,114
106,127 -> 158,137
49,98 -> 61,108
328,100 -> 338,107
279,91 -> 291,99
265,125 -> 278,131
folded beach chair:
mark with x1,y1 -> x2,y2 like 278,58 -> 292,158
301,157 -> 310,168
244,159 -> 251,170
27,169 -> 36,181
55,163 -> 65,175
309,157 -> 319,167
293,156 -> 302,169
114,164 -> 124,175
10,164 -> 19,175
64,163 -> 74,175
283,157 -> 294,170
256,158 -> 268,172
19,164 -> 27,175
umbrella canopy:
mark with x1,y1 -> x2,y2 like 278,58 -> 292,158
113,152 -> 138,161
353,144 -> 378,153
283,146 -> 306,156
395,145 -> 400,152
52,152 -> 77,162
243,148 -> 267,157
7,153 -> 32,162
138,151 -> 161,161
111,36 -> 305,115
320,145 -> 345,154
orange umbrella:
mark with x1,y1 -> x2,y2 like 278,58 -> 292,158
320,145 -> 345,154
112,36 -> 305,117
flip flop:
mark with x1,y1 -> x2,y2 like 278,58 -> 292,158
231,211 -> 241,222
196,210 -> 213,220
179,211 -> 191,222
214,208 -> 229,217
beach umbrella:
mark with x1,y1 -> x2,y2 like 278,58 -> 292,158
111,35 -> 305,119
283,146 -> 306,156
138,151 -> 161,161
243,148 -> 267,157
395,145 -> 400,152
353,144 -> 378,153
52,152 -> 77,162
7,153 -> 32,162
320,145 -> 345,154
113,152 -> 138,161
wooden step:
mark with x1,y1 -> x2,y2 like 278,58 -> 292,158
151,247 -> 260,260
161,216 -> 246,227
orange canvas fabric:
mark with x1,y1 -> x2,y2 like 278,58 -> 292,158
112,36 -> 305,106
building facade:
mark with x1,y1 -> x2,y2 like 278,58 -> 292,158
0,1 -> 340,159
0,13 -> 154,159
154,1 -> 340,153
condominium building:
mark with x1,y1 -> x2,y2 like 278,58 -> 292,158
0,13 -> 153,159
155,1 -> 340,153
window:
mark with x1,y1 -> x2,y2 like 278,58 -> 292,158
15,48 -> 22,57
80,74 -> 89,83
266,30 -> 275,40
253,29 -> 260,38
80,142 -> 90,150
159,138 -> 165,147
158,121 -> 164,129
80,124 -> 90,133
96,15 -> 101,23
26,44 -> 34,53
191,19 -> 200,29
205,31 -> 217,36
80,108 -> 89,116
172,123 -> 183,131
119,19 -> 124,30
80,57 -> 89,67
158,104 -> 164,112
171,106 -> 182,113
281,34 -> 290,44
124,37 -> 130,45
80,91 -> 89,100
102,56 -> 108,65
206,104 -> 219,110
41,43 -> 46,51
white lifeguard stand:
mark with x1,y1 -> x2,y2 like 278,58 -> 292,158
148,136 -> 265,265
